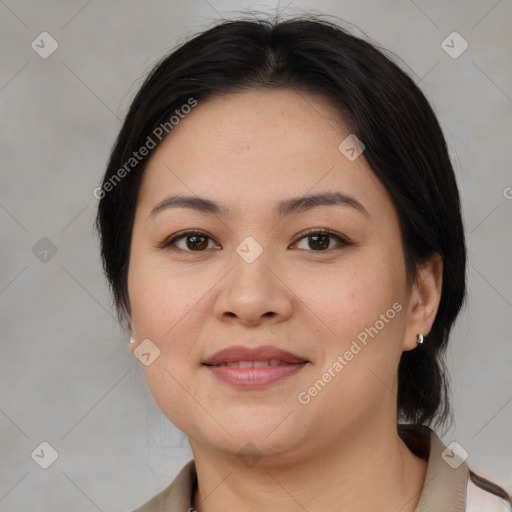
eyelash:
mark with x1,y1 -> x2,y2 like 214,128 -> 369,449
158,228 -> 351,253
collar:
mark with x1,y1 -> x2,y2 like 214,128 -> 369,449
133,424 -> 469,511
399,423 -> 468,511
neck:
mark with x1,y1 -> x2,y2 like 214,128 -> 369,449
190,419 -> 428,512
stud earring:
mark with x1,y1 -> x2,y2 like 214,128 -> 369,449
129,337 -> 135,344
417,334 -> 424,344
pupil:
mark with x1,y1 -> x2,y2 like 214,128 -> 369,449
310,234 -> 329,250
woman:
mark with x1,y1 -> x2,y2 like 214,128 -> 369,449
95,15 -> 511,511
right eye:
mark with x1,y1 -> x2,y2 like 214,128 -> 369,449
159,230 -> 220,252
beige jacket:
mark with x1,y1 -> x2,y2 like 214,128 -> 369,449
132,424 -> 511,511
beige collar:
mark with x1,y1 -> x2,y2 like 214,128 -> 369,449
411,424 -> 468,511
133,424 -> 469,511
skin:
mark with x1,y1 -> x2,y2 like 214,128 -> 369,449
127,89 -> 443,512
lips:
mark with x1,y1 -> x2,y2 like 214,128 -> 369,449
202,345 -> 308,366
202,345 -> 309,388
212,360 -> 283,368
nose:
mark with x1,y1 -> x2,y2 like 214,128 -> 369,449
213,248 -> 294,327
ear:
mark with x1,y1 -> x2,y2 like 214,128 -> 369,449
402,252 -> 443,351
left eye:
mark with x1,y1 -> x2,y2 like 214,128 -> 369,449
292,230 -> 349,251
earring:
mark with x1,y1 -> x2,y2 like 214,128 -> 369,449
416,334 -> 424,344
129,337 -> 135,344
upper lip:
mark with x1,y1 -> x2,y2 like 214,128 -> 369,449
202,345 -> 308,366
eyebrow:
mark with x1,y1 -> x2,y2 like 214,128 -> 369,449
148,191 -> 369,220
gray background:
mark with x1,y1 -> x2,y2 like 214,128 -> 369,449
1,0 -> 511,510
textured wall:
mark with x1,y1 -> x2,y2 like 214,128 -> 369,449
1,0 -> 511,510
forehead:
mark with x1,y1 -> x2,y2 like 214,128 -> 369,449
136,89 -> 391,220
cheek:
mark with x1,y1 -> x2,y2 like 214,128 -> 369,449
128,253 -> 205,340
128,258 -> 207,431
294,261 -> 406,422
291,250 -> 408,410
292,250 -> 405,338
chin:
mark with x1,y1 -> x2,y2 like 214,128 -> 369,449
191,418 -> 311,463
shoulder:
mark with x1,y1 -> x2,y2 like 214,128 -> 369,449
398,423 -> 511,511
131,459 -> 196,512
466,470 -> 512,511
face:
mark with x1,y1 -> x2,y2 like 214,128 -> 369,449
127,89 -> 430,464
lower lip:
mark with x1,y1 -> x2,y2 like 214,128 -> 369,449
204,363 -> 308,388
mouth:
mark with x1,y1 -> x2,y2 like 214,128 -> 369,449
203,362 -> 308,388
202,345 -> 309,388
202,344 -> 308,366
207,359 -> 299,368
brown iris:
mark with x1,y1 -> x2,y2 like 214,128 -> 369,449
307,234 -> 330,250
186,235 -> 209,251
